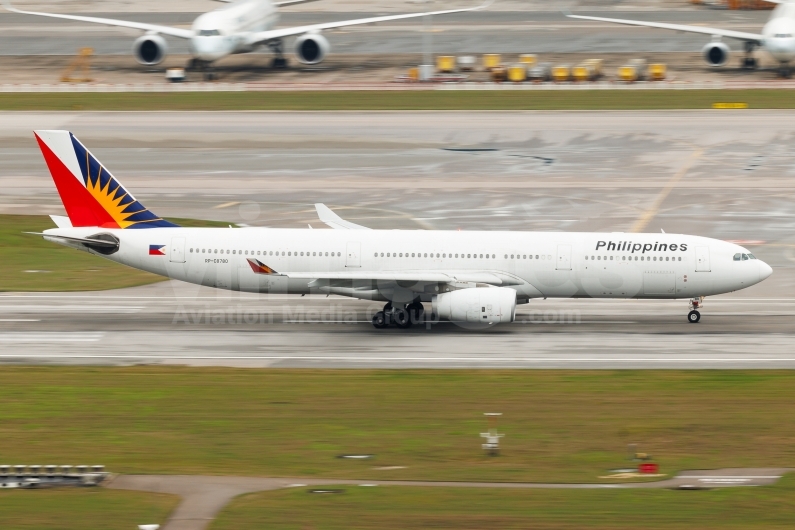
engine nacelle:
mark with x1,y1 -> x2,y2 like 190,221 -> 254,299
702,41 -> 730,67
432,287 -> 517,326
294,33 -> 330,65
133,34 -> 168,66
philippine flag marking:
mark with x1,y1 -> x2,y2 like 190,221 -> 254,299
149,244 -> 166,256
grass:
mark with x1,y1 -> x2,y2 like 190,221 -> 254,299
0,89 -> 793,110
211,474 -> 795,530
0,214 -> 227,291
0,488 -> 178,530
0,368 -> 794,483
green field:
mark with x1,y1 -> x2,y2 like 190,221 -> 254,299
212,474 -> 795,530
0,89 -> 792,110
0,488 -> 178,530
0,214 -> 226,291
1,367 -> 793,483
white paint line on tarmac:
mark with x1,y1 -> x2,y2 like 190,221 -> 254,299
0,333 -> 103,342
2,355 -> 795,363
0,319 -> 40,322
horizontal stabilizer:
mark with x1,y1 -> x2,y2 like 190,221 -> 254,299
315,203 -> 371,230
27,232 -> 119,249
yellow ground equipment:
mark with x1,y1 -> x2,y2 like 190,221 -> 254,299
436,55 -> 456,73
552,64 -> 571,82
60,47 -> 94,83
519,54 -> 537,67
483,54 -> 502,70
572,63 -> 595,82
649,63 -> 667,81
507,64 -> 527,83
618,58 -> 647,82
407,67 -> 419,82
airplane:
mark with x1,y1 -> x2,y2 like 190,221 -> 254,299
567,0 -> 795,76
31,130 -> 772,329
4,0 -> 491,80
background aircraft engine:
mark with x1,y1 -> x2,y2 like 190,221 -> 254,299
133,34 -> 168,65
702,41 -> 730,67
294,33 -> 330,64
432,287 -> 517,325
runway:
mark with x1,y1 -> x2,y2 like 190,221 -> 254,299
1,110 -> 793,368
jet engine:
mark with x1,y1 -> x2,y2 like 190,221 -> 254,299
133,34 -> 168,65
432,287 -> 517,325
702,41 -> 730,67
294,33 -> 330,64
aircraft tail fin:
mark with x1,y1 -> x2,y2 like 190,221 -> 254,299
34,130 -> 178,229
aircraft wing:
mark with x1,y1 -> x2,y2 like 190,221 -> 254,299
245,0 -> 493,45
3,0 -> 194,39
566,14 -> 763,43
246,258 -> 523,285
315,203 -> 371,230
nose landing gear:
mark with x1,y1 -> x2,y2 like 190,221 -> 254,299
687,297 -> 703,324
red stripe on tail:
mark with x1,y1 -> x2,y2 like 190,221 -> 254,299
35,133 -> 120,228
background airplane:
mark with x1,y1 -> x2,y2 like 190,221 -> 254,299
567,0 -> 795,76
31,130 -> 772,329
4,0 -> 490,79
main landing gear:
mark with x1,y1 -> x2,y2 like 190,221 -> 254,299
741,41 -> 759,70
266,38 -> 288,69
372,301 -> 425,329
687,297 -> 703,324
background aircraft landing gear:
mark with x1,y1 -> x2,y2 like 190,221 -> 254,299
267,38 -> 288,69
372,311 -> 387,329
742,41 -> 758,70
688,297 -> 704,324
407,301 -> 425,324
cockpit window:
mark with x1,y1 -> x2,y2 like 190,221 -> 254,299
733,253 -> 742,261
748,253 -> 757,259
742,254 -> 749,260
775,34 -> 793,38
199,29 -> 221,36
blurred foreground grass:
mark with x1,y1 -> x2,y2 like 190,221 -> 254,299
0,90 -> 792,110
0,488 -> 178,530
0,214 -> 225,291
1,368 -> 794,482
212,474 -> 795,530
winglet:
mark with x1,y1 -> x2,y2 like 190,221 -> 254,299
314,203 -> 371,230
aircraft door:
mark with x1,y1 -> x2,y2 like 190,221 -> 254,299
556,244 -> 572,270
346,242 -> 361,268
170,237 -> 186,263
695,246 -> 711,272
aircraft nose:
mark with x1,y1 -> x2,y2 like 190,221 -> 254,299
759,260 -> 773,281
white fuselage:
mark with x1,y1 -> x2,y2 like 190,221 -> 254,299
45,227 -> 772,302
189,0 -> 279,61
762,4 -> 795,63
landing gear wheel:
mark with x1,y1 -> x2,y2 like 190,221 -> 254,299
393,308 -> 412,329
407,302 -> 425,324
204,69 -> 216,81
742,57 -> 758,70
271,57 -> 288,69
372,311 -> 387,329
688,310 -> 701,324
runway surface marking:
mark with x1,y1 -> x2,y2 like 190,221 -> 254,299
0,333 -> 104,342
631,148 -> 704,233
